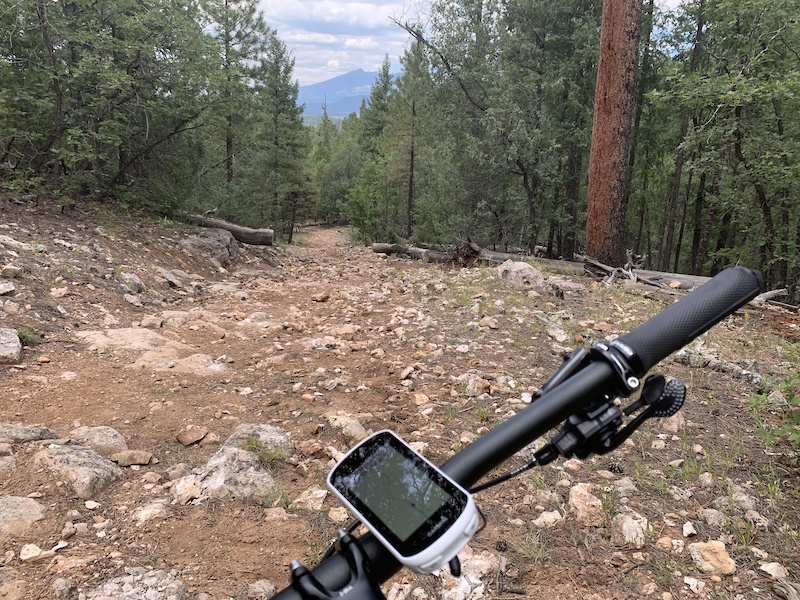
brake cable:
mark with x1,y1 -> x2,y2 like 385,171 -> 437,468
467,348 -> 686,494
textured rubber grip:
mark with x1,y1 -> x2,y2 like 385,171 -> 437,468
617,267 -> 764,374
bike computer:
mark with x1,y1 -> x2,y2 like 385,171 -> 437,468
327,430 -> 479,574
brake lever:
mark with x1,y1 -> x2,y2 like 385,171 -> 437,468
605,375 -> 686,449
533,375 -> 686,463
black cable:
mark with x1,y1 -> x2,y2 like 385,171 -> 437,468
468,457 -> 538,493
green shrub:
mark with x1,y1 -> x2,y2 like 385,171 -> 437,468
16,326 -> 38,346
750,342 -> 800,446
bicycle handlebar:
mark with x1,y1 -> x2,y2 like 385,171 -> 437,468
616,267 -> 764,373
272,266 -> 763,600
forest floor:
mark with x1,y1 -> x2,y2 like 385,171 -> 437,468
1,197 -> 800,600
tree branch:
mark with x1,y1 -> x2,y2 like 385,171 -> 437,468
390,18 -> 487,113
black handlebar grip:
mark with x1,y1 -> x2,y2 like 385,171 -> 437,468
616,266 -> 764,375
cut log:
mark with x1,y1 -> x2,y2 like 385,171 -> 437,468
189,214 -> 273,246
372,243 -> 406,255
370,243 -> 447,262
422,249 -> 451,264
407,247 -> 429,261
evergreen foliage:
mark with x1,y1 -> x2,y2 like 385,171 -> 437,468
1,0 -> 798,300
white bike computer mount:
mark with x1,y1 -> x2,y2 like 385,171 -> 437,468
327,430 -> 479,574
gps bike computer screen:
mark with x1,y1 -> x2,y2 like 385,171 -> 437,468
328,430 -> 476,563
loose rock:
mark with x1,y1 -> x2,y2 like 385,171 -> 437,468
0,328 -> 22,364
0,423 -> 59,444
32,445 -> 123,499
0,496 -> 47,540
568,483 -> 604,527
688,540 -> 736,575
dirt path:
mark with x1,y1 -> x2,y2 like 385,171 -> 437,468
1,199 -> 799,600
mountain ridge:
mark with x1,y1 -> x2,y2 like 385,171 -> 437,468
297,68 -> 378,118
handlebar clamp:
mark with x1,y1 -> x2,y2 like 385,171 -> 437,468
590,340 -> 641,396
290,531 -> 386,600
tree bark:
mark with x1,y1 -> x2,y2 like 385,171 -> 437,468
585,0 -> 643,266
664,0 -> 704,272
32,0 -> 65,182
624,0 -> 653,224
690,171 -> 707,274
406,98 -> 416,239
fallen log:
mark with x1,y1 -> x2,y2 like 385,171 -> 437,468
422,249 -> 451,263
584,256 -> 795,309
370,243 -> 451,263
372,243 -> 407,255
372,240 -> 582,273
188,214 -> 274,246
582,256 -> 709,289
407,247 -> 429,261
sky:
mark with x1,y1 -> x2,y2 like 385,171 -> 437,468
260,0 -> 685,88
259,0 -> 425,87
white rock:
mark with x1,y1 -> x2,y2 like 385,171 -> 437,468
69,425 -> 128,454
0,497 -> 47,539
172,476 -> 202,505
611,513 -> 648,548
759,562 -> 789,579
697,472 -> 714,488
688,540 -> 736,575
614,477 -> 639,497
478,316 -> 498,329
248,579 -> 276,599
532,510 -> 563,528
698,508 -> 726,528
294,488 -> 328,511
683,576 -> 705,594
568,483 -> 604,527
496,260 -> 550,294
328,507 -> 350,523
0,328 -> 22,364
19,543 -> 43,561
133,501 -> 170,524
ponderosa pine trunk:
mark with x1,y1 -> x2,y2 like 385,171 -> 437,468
585,0 -> 642,266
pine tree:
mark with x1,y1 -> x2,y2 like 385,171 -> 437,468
200,0 -> 271,185
585,0 -> 643,266
250,33 -> 310,238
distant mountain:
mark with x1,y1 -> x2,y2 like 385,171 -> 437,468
298,69 -> 377,118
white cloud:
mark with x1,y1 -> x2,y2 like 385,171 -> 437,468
262,0 -> 689,87
344,37 -> 380,49
258,0 -> 424,85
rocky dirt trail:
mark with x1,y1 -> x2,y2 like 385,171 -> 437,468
1,198 -> 800,600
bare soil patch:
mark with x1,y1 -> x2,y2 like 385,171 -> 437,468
1,198 -> 799,599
